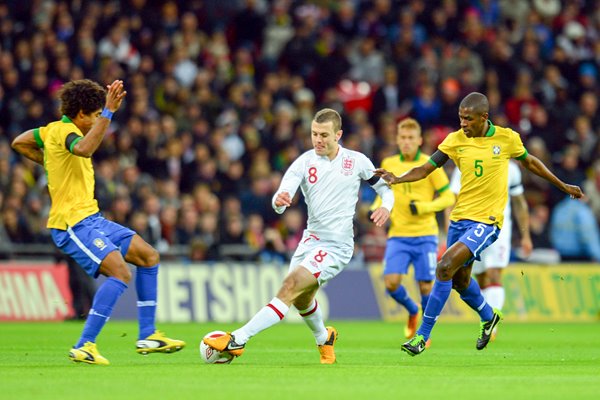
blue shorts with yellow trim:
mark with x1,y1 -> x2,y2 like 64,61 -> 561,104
447,220 -> 499,266
383,236 -> 438,281
51,213 -> 135,278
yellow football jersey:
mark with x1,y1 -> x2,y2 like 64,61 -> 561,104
434,121 -> 527,229
373,151 -> 451,237
34,115 -> 99,229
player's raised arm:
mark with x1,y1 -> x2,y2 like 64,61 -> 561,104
71,80 -> 127,158
11,130 -> 44,165
375,150 -> 445,185
518,153 -> 583,199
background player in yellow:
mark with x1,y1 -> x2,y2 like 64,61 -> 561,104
371,118 -> 454,342
375,92 -> 583,356
11,79 -> 185,365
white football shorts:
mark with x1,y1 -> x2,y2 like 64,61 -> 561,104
289,231 -> 353,286
472,221 -> 512,274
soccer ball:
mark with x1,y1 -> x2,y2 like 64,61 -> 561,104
199,331 -> 234,364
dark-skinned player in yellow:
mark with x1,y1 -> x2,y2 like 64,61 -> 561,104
12,79 -> 185,365
375,92 -> 583,356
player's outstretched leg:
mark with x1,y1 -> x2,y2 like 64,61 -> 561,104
68,276 -> 127,364
318,326 -> 338,364
204,297 -> 290,358
69,341 -> 110,365
136,330 -> 186,354
476,309 -> 503,350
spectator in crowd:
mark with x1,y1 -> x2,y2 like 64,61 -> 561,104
523,204 -> 560,264
1,0 -> 599,266
550,197 -> 600,262
583,160 -> 600,223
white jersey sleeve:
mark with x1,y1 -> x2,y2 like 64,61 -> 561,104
449,166 -> 461,195
272,153 -> 306,214
508,161 -> 524,196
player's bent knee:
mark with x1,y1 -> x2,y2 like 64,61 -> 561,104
108,264 -> 132,283
144,247 -> 160,266
100,251 -> 132,283
385,282 -> 400,292
435,260 -> 454,281
278,269 -> 316,303
278,276 -> 300,302
384,275 -> 402,292
418,281 -> 433,295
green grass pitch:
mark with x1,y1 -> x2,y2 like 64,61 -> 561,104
1,321 -> 598,400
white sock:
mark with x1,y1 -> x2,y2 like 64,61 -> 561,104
232,297 -> 289,344
482,286 -> 505,311
298,299 -> 328,345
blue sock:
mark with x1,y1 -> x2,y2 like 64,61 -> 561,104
136,265 -> 159,339
457,277 -> 494,321
387,285 -> 419,315
76,277 -> 127,347
417,279 -> 452,340
420,293 -> 430,313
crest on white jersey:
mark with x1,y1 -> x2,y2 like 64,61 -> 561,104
341,156 -> 355,175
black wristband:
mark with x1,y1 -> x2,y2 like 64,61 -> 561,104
409,200 -> 418,215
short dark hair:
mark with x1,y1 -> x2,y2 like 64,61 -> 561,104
459,92 -> 489,115
58,79 -> 106,118
314,108 -> 342,132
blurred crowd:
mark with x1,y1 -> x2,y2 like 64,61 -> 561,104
2,0 -> 600,264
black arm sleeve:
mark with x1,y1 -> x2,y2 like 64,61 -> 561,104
367,175 -> 380,186
65,132 -> 81,152
429,150 -> 449,168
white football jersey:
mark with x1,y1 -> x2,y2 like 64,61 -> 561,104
450,160 -> 524,228
273,146 -> 394,247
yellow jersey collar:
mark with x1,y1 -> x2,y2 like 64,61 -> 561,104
61,115 -> 74,123
400,149 -> 421,162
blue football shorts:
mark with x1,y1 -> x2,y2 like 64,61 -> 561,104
447,220 -> 499,266
383,236 -> 438,281
51,213 -> 135,278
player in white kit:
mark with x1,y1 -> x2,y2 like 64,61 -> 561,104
204,108 -> 394,363
449,160 -> 532,337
